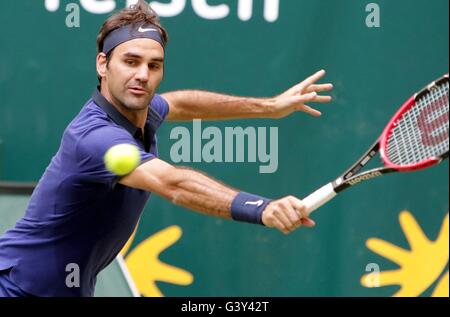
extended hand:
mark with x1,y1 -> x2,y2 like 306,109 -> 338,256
268,69 -> 333,119
261,195 -> 316,234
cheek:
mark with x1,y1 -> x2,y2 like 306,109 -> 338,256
153,70 -> 164,84
110,64 -> 134,86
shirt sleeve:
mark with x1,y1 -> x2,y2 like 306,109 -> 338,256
75,125 -> 156,187
150,94 -> 170,121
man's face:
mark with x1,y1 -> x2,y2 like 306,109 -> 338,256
99,38 -> 164,111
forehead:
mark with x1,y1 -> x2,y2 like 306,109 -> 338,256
113,38 -> 164,59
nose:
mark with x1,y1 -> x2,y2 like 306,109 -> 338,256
134,64 -> 149,83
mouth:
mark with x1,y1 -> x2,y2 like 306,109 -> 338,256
127,87 -> 148,96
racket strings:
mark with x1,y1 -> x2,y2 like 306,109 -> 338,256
386,81 -> 449,165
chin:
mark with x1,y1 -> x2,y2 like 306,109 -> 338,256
126,103 -> 149,111
124,96 -> 152,111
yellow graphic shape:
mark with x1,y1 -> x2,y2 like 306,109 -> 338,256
432,270 -> 449,297
124,225 -> 194,297
361,211 -> 449,297
120,222 -> 139,257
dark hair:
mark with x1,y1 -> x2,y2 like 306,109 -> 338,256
96,0 -> 169,83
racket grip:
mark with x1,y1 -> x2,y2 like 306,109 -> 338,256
302,183 -> 337,215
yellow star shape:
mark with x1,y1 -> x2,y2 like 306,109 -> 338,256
121,225 -> 194,297
361,211 -> 448,297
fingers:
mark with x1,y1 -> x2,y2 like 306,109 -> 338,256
288,70 -> 326,93
312,95 -> 333,103
280,200 -> 303,228
272,203 -> 300,234
292,91 -> 332,116
301,218 -> 316,227
295,92 -> 332,104
298,69 -> 327,91
306,83 -> 334,93
262,196 -> 316,234
291,85 -> 333,106
296,104 -> 321,117
272,218 -> 290,235
293,92 -> 317,103
279,70 -> 333,109
287,198 -> 316,228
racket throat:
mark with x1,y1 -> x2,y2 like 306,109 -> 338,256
334,167 -> 396,193
342,140 -> 380,180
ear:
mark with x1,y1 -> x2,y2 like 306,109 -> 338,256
96,53 -> 108,80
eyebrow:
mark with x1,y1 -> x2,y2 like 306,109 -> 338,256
122,52 -> 164,63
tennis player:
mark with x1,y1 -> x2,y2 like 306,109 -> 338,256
0,0 -> 333,297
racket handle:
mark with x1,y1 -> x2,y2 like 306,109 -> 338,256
302,183 -> 337,215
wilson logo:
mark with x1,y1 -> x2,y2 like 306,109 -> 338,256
347,171 -> 383,185
417,94 -> 449,147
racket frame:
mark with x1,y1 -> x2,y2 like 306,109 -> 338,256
302,73 -> 449,214
379,74 -> 449,171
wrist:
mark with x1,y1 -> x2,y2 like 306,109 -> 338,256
231,192 -> 272,225
261,98 -> 277,118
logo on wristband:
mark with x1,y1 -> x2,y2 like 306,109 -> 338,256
244,200 -> 264,207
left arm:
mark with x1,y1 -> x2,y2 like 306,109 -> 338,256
162,69 -> 333,121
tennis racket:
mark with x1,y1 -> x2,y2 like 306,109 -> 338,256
303,73 -> 449,215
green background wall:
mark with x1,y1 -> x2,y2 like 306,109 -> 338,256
0,0 -> 448,296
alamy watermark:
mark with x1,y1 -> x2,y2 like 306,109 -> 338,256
170,119 -> 279,174
366,3 -> 381,28
65,263 -> 81,288
364,263 -> 380,287
65,3 -> 80,28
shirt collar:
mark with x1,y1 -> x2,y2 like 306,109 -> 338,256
92,87 -> 157,152
92,87 -> 141,137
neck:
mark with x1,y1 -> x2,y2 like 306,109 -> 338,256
100,84 -> 148,130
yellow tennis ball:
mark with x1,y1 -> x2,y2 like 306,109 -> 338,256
104,143 -> 141,176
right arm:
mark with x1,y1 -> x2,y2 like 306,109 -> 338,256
119,158 -> 315,234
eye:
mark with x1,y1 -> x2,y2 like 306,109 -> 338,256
126,60 -> 136,66
150,63 -> 161,70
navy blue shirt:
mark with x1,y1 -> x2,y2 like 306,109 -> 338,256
0,88 -> 169,296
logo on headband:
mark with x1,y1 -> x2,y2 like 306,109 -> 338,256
138,26 -> 158,33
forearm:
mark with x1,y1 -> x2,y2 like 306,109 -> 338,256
167,167 -> 238,219
120,159 -> 315,233
163,90 -> 274,121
